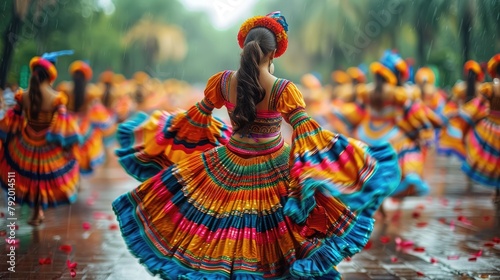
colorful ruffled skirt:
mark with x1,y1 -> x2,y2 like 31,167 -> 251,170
355,118 -> 429,198
461,113 -> 500,188
0,109 -> 80,209
112,104 -> 400,279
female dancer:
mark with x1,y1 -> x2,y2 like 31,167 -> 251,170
438,61 -> 484,160
0,56 -> 81,225
112,12 -> 400,279
446,55 -> 499,203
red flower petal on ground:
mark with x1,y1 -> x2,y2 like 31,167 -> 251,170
364,240 -> 373,250
380,236 -> 391,244
484,242 -> 495,247
473,250 -> 482,257
14,225 -> 18,230
59,245 -> 72,253
416,204 -> 425,210
66,260 -> 77,269
416,222 -> 428,228
493,237 -> 500,243
414,247 -> 426,252
86,198 -> 95,206
39,257 -> 52,265
70,269 -> 77,278
109,224 -> 118,230
450,220 -> 455,231
430,257 -> 438,264
401,240 -> 414,248
390,256 -> 398,263
416,271 -> 425,277
483,216 -> 491,221
344,257 -> 352,262
108,214 -> 114,221
82,222 -> 91,231
92,212 -> 107,220
440,198 -> 449,206
392,212 -> 401,221
395,237 -> 402,245
468,257 -> 477,262
447,255 -> 460,260
453,207 -> 463,212
412,211 -> 421,219
0,230 -> 6,236
438,218 -> 446,224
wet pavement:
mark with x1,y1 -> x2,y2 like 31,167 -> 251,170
0,148 -> 499,280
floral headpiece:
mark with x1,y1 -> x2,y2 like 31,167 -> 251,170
29,57 -> 58,83
487,54 -> 500,79
237,11 -> 288,58
69,60 -> 93,81
464,60 -> 484,82
370,62 -> 397,86
414,67 -> 435,86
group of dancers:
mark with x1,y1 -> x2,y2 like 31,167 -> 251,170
307,51 -> 500,207
0,10 -> 498,279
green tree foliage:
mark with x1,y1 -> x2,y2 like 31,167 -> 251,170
0,0 -> 499,88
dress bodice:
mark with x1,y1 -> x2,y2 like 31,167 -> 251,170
219,71 -> 289,139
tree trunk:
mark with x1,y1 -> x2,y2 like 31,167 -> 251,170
461,0 -> 473,67
0,13 -> 23,90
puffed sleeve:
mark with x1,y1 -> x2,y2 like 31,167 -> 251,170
276,82 -> 400,226
0,90 -> 25,142
46,92 -> 83,148
114,71 -> 232,182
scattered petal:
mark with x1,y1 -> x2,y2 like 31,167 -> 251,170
38,257 -> 52,265
416,271 -> 425,277
380,236 -> 391,244
364,240 -> 373,250
395,237 -> 402,245
70,269 -> 77,278
430,257 -> 438,264
391,211 -> 401,221
0,230 -> 6,237
468,257 -> 477,262
66,260 -> 77,269
344,257 -> 352,262
92,212 -> 108,220
13,225 -> 19,230
483,216 -> 491,221
473,250 -> 482,257
414,246 -> 426,252
484,242 -> 495,247
108,214 -> 114,221
453,207 -> 463,212
390,256 -> 398,263
493,237 -> 500,243
438,218 -> 447,224
450,220 -> 455,231
82,222 -> 91,231
416,204 -> 425,210
440,198 -> 449,206
86,198 -> 95,206
412,211 -> 421,219
0,212 -> 4,218
416,222 -> 428,228
447,255 -> 460,260
109,224 -> 118,230
59,244 -> 72,253
401,240 -> 414,248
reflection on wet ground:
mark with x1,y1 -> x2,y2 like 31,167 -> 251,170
0,149 -> 499,279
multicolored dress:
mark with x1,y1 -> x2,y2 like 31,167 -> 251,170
350,85 -> 433,198
444,82 -> 499,188
112,71 -> 400,279
63,85 -> 116,175
0,91 -> 81,208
